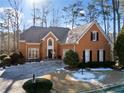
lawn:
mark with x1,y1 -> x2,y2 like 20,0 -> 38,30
42,68 -> 124,93
0,61 -> 124,93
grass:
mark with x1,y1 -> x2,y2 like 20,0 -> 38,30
40,69 -> 124,93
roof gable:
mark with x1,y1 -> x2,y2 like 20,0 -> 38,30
66,21 -> 93,44
42,31 -> 59,41
77,21 -> 112,44
66,21 -> 111,44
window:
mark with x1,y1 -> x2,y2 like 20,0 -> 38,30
48,39 -> 52,46
99,49 -> 104,62
28,48 -> 39,59
97,49 -> 105,62
91,31 -> 98,41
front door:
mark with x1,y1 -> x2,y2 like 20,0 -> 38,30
48,49 -> 52,59
85,50 -> 90,62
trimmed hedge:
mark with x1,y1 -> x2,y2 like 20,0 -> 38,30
23,78 -> 53,93
63,50 -> 79,67
78,61 -> 116,68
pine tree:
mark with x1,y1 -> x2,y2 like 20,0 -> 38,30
114,27 -> 124,65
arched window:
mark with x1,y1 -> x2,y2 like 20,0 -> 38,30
48,39 -> 52,46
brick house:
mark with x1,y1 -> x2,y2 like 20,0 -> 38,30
19,21 -> 111,62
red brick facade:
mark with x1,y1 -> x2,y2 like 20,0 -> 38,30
19,22 -> 111,62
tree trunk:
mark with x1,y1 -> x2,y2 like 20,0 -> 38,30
112,0 -> 116,62
8,15 -> 10,55
102,0 -> 107,34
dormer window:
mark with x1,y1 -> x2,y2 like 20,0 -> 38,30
91,31 -> 99,41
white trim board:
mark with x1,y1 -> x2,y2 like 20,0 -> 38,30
19,40 -> 26,42
26,43 -> 40,45
42,31 -> 59,41
47,37 -> 54,58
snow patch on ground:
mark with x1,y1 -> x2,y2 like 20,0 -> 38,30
72,70 -> 107,87
73,71 -> 95,81
98,75 -> 106,80
0,69 -> 5,76
91,68 -> 112,71
72,69 -> 107,82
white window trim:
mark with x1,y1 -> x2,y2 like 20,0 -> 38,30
99,49 -> 104,62
28,48 -> 39,59
92,31 -> 97,41
47,37 -> 54,58
19,40 -> 26,42
85,49 -> 90,62
26,43 -> 40,45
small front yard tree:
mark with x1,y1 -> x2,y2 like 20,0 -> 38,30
63,49 -> 79,67
115,27 -> 124,65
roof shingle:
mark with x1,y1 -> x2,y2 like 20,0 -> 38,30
20,26 -> 70,43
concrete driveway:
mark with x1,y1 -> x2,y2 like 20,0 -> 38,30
0,60 -> 64,93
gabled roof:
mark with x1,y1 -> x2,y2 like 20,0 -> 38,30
66,21 -> 94,44
66,21 -> 112,44
42,31 -> 59,41
20,21 -> 111,44
20,26 -> 69,43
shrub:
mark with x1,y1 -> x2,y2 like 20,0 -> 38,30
23,78 -> 53,93
115,28 -> 124,65
3,56 -> 11,66
0,54 -> 8,60
10,52 -> 25,65
63,50 -> 79,67
78,61 -> 115,68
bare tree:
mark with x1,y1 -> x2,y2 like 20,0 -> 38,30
93,0 -> 112,34
0,23 -> 5,53
8,0 -> 23,52
0,9 -> 13,54
63,0 -> 83,29
50,8 -> 61,27
115,0 -> 121,33
85,3 -> 99,22
32,0 -> 50,27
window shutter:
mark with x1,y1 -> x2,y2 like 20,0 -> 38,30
83,50 -> 85,63
91,32 -> 93,41
97,32 -> 99,41
103,50 -> 105,62
90,50 -> 92,62
97,50 -> 99,62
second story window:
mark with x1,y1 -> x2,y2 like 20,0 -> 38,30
48,39 -> 52,46
91,31 -> 99,41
